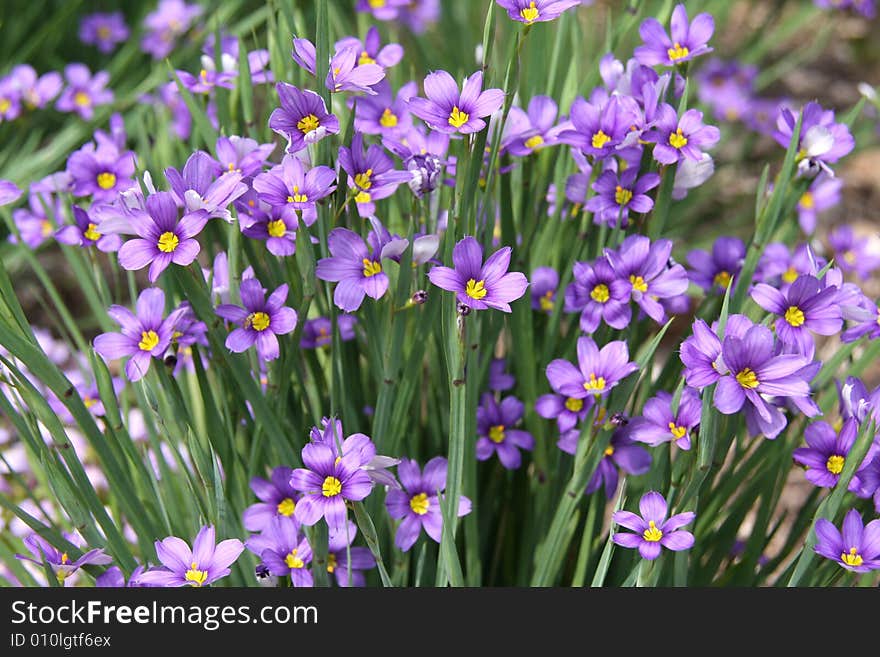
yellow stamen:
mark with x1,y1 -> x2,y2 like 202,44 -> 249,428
735,367 -> 759,389
358,50 -> 375,66
583,373 -> 606,393
0,98 -> 10,113
591,283 -> 610,303
96,172 -> 117,190
825,454 -> 845,475
61,552 -> 69,564
520,1 -> 539,23
369,0 -> 386,7
488,424 -> 506,444
284,549 -> 305,569
668,127 -> 688,149
465,278 -> 487,300
326,553 -> 338,573
297,113 -> 320,134
782,266 -> 798,284
363,259 -> 382,277
800,191 -> 814,209
591,130 -> 611,149
630,275 -> 648,293
157,231 -> 179,253
73,91 -> 90,107
785,305 -> 805,327
380,108 -> 398,128
83,396 -> 97,409
843,251 -> 856,265
713,270 -> 731,289
322,476 -> 342,497
448,106 -> 469,128
604,446 -> 615,457
97,26 -> 111,40
277,497 -> 296,516
565,397 -> 584,413
524,134 -> 545,150
354,169 -> 373,190
539,290 -> 554,312
614,185 -> 633,206
138,330 -> 159,352
643,520 -> 663,542
41,220 -> 53,237
287,186 -> 308,203
83,222 -> 102,241
199,68 -> 208,82
668,422 -> 687,440
409,492 -> 430,515
184,562 -> 208,586
267,219 -> 286,238
245,311 -> 271,332
840,547 -> 863,567
667,42 -> 690,62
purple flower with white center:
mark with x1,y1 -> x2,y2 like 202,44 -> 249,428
502,95 -> 569,157
427,236 -> 529,313
66,141 -> 136,202
408,70 -> 504,135
289,442 -> 374,534
634,3 -> 714,67
245,517 -> 313,587
138,525 -> 244,587
793,419 -> 858,489
355,80 -> 416,136
55,205 -> 122,252
814,508 -> 880,573
559,427 -> 651,498
476,393 -> 535,470
646,104 -> 720,165
309,417 -> 400,489
489,358 -> 516,392
751,274 -> 841,358
291,39 -> 385,94
565,258 -> 633,333
252,154 -> 336,227
9,65 -> 62,111
243,466 -> 300,532
93,287 -> 186,382
55,64 -> 113,120
141,0 -> 202,60
547,336 -> 638,403
629,388 -> 701,450
712,322 -> 812,439
336,26 -> 404,70
0,180 -> 21,206
558,94 -> 641,159
384,457 -> 472,552
79,12 -> 129,53
269,83 -> 340,155
496,0 -> 581,24
686,236 -> 745,294
829,225 -> 880,280
215,278 -> 298,362
300,315 -> 358,349
797,174 -> 842,234
113,192 -> 209,282
612,491 -> 696,560
338,133 -> 412,217
605,234 -> 690,324
774,101 -> 855,175
327,523 -> 375,587
212,136 -> 275,179
530,266 -> 559,313
165,151 -> 247,223
16,532 -> 112,585
585,168 -> 660,227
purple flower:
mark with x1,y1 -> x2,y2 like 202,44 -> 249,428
291,39 -> 385,94
696,59 -> 757,123
141,0 -> 203,60
66,141 -> 136,202
165,151 -> 247,222
308,417 -> 400,489
558,427 -> 652,498
336,26 -> 404,70
243,466 -> 300,532
300,315 -> 358,349
239,195 -> 300,257
215,278 -> 298,362
16,532 -> 112,585
634,4 -> 714,67
355,80 -> 416,136
751,274 -> 841,357
612,491 -> 696,560
55,64 -> 113,120
496,0 -> 580,24
814,508 -> 880,573
112,192 -> 209,282
327,523 -> 375,587
680,314 -> 750,389
355,0 -> 410,21
408,70 -> 504,135
502,95 -> 569,157
9,65 -> 62,110
546,336 -> 638,402
384,125 -> 451,197
536,370 -> 594,434
252,154 -> 336,226
646,104 -> 720,165
797,174 -> 842,234
0,75 -> 21,121
629,388 -> 701,450
558,94 -> 641,159
793,419 -> 858,489
269,83 -> 340,154
774,101 -> 855,175
0,180 -> 22,206
245,517 -> 313,587
687,236 -> 745,294
530,266 -> 559,313
585,168 -> 660,227
384,457 -> 471,552
94,287 -> 186,382
488,358 -> 516,392
138,525 -> 244,587
605,234 -> 690,324
427,236 -> 529,312
96,565 -> 147,588
55,205 -> 122,252
9,190 -> 63,249
338,133 -> 412,217
564,258 -> 632,332
829,225 -> 880,280
79,12 -> 129,53
476,393 -> 535,470
289,442 -> 374,534
841,294 -> 880,343
211,136 -> 275,179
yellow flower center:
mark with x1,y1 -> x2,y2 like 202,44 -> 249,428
199,69 -> 209,83
604,446 -> 615,457
358,50 -> 376,66
41,220 -> 53,237
843,250 -> 856,265
74,91 -> 91,107
782,266 -> 798,284
297,113 -> 320,134
785,305 -> 805,327
83,396 -> 97,409
583,373 -> 606,393
138,330 -> 160,352
277,497 -> 296,516
354,169 -> 373,190
0,98 -> 9,113
538,290 -> 554,312
83,222 -> 102,241
668,127 -> 688,149
356,190 -> 373,204
591,130 -> 611,149
667,42 -> 690,62
96,172 -> 117,190
287,186 -> 308,203
629,275 -> 648,293
465,278 -> 487,300
363,259 -> 382,277
284,549 -> 305,569
60,552 -> 69,564
642,520 -> 663,542
409,492 -> 430,515
591,283 -> 610,303
840,547 -> 863,567
524,134 -> 545,150
825,454 -> 845,475
369,0 -> 386,7
380,108 -> 398,128
713,270 -> 731,289
157,231 -> 179,253
520,1 -> 539,22
267,219 -> 286,238
245,311 -> 271,332
448,106 -> 469,128
668,422 -> 687,439
614,185 -> 633,206
327,553 -> 338,573
735,367 -> 759,389
97,25 -> 111,40
800,191 -> 814,209
322,476 -> 342,497
184,562 -> 208,586
488,424 -> 506,444
564,397 -> 584,412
